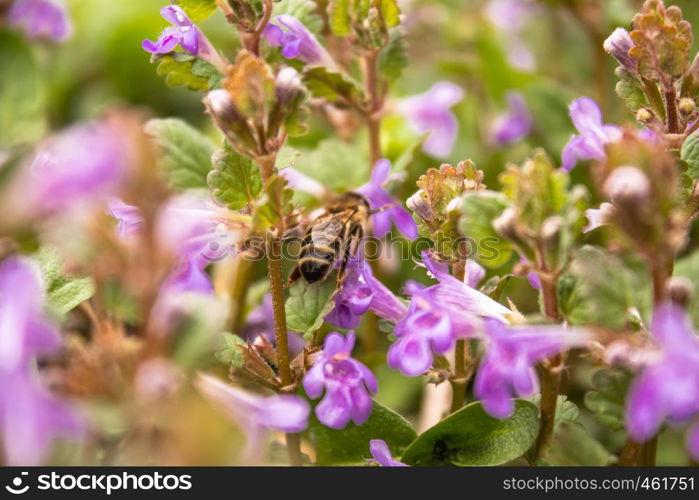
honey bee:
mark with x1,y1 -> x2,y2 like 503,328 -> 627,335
288,192 -> 370,286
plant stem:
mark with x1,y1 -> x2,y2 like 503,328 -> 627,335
362,49 -> 382,164
450,340 -> 468,413
449,258 -> 469,413
533,273 -> 562,462
665,87 -> 680,134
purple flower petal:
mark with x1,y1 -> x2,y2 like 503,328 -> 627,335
8,0 -> 72,42
349,386 -> 373,425
142,28 -> 181,53
369,439 -> 408,466
257,395 -> 311,433
626,369 -> 665,441
489,92 -> 532,146
388,334 -> 433,376
316,387 -> 353,429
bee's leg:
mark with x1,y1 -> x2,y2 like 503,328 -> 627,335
336,225 -> 363,288
285,266 -> 302,289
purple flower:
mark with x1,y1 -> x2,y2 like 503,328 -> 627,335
357,159 -> 418,239
485,0 -> 536,71
561,97 -> 621,171
0,256 -> 83,465
8,0 -> 71,42
625,304 -> 699,459
195,373 -> 310,461
303,332 -> 377,429
369,439 -> 408,467
263,15 -> 336,69
489,92 -> 532,146
142,6 -> 224,71
518,255 -> 541,290
18,121 -> 125,217
475,318 -> 589,418
603,28 -> 638,75
325,256 -> 408,329
387,251 -> 512,377
397,82 -> 464,159
242,294 -> 306,356
583,202 -> 615,233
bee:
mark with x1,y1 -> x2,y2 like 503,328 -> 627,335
288,192 -> 370,286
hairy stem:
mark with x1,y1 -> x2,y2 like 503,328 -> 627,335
665,87 -> 680,134
362,49 -> 382,164
533,273 -> 562,462
449,258 -> 469,413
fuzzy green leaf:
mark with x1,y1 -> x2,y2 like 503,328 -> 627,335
302,66 -> 364,104
175,0 -> 217,23
308,401 -> 416,465
0,30 -> 46,149
459,191 -> 513,269
328,0 -> 352,36
680,130 -> 699,181
541,422 -> 615,466
584,368 -> 633,431
145,118 -> 217,190
401,400 -> 539,466
285,277 -> 338,339
33,247 -> 94,316
153,53 -> 218,91
614,68 -> 648,112
379,29 -> 408,81
207,145 -> 262,210
215,332 -> 248,368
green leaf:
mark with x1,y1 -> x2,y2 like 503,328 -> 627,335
175,0 -> 217,22
207,145 -> 262,210
308,401 -> 416,465
291,138 -> 368,192
558,246 -> 648,328
584,368 -> 632,431
145,118 -> 217,190
33,247 -> 95,316
302,66 -> 364,104
153,53 -> 215,92
214,332 -> 248,368
379,29 -> 408,81
0,30 -> 46,149
459,191 -> 513,269
531,394 -> 579,428
614,68 -> 648,112
542,422 -> 615,466
379,0 -> 400,28
680,130 -> 699,182
328,0 -> 352,36
401,400 -> 540,466
253,174 -> 295,230
285,277 -> 338,339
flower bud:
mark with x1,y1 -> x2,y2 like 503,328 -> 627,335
603,166 -> 650,208
493,207 -> 518,241
666,276 -> 694,308
635,108 -> 653,123
540,215 -> 563,244
603,28 -> 638,75
679,97 -> 696,116
204,90 -> 257,150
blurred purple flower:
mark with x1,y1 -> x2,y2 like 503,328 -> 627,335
518,255 -> 541,290
142,6 -> 224,70
357,159 -> 418,239
303,332 -> 377,429
583,202 -> 615,233
0,256 -> 83,465
387,251 -> 512,376
369,439 -> 408,467
196,373 -> 310,461
20,121 -> 125,216
242,294 -> 306,356
8,0 -> 71,42
562,97 -> 621,171
485,0 -> 536,71
397,82 -> 464,159
603,28 -> 638,75
475,318 -> 589,418
625,304 -> 699,459
325,255 -> 408,329
263,15 -> 336,68
489,92 -> 532,146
